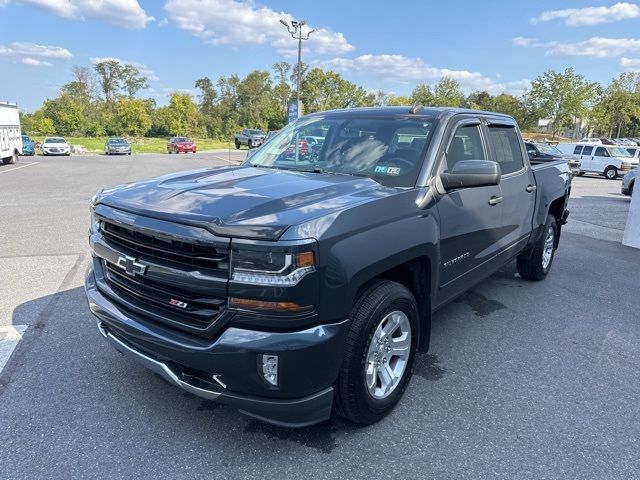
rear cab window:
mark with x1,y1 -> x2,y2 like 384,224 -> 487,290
487,125 -> 524,175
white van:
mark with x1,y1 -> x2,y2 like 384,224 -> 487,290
0,102 -> 22,165
557,143 -> 638,179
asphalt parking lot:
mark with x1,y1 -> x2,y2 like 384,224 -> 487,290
1,155 -> 639,479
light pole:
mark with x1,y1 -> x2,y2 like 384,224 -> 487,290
279,19 -> 315,118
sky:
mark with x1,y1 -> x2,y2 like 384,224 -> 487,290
2,0 -> 640,112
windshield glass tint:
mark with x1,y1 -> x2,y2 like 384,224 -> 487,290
45,138 -> 64,143
536,144 -> 561,155
248,130 -> 264,135
108,139 -> 127,144
608,147 -> 631,157
175,137 -> 190,142
246,115 -> 436,187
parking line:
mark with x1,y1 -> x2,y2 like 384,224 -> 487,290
0,325 -> 28,374
0,162 -> 39,175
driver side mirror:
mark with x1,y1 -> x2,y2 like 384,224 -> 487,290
528,149 -> 537,157
439,160 -> 501,190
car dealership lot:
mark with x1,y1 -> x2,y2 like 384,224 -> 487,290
1,156 -> 640,479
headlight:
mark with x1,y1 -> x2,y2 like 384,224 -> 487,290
622,162 -> 634,170
231,247 -> 316,286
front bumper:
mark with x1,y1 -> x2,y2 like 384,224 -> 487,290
85,265 -> 348,427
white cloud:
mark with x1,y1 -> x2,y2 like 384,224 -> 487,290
22,57 -> 53,66
549,37 -> 640,57
90,56 -> 159,82
164,0 -> 354,56
15,0 -> 153,29
531,2 -> 640,26
621,57 -> 640,69
320,54 -> 530,95
513,36 -> 640,58
0,41 -> 72,66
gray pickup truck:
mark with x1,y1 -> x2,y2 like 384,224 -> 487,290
234,128 -> 266,149
86,107 -> 571,427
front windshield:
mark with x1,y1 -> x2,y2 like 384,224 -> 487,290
607,146 -> 631,157
175,137 -> 190,142
536,144 -> 561,155
248,129 -> 264,136
246,115 -> 436,188
108,138 -> 127,144
45,137 -> 64,143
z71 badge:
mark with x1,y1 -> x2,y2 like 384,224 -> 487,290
169,298 -> 188,309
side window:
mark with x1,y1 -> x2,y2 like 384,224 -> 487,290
595,146 -> 609,157
582,146 -> 594,156
573,145 -> 583,155
487,125 -> 524,175
627,148 -> 637,156
445,124 -> 486,172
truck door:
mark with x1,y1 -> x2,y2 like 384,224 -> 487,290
485,122 -> 536,258
435,119 -> 505,304
580,145 -> 594,172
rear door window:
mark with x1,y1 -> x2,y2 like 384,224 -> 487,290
582,146 -> 594,156
487,125 -> 524,175
573,145 -> 583,155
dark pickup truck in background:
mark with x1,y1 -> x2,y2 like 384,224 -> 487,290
86,107 -> 571,427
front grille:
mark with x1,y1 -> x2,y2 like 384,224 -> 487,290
100,220 -> 229,271
104,260 -> 225,329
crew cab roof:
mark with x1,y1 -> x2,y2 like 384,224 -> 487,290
305,106 -> 517,123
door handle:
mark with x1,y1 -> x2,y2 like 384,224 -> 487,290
488,196 -> 502,206
526,185 -> 537,193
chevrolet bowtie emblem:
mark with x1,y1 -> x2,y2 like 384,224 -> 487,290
116,255 -> 147,276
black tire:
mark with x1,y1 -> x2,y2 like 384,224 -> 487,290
630,182 -> 634,197
334,280 -> 419,425
577,171 -> 585,176
235,140 -> 240,150
517,214 -> 558,281
5,151 -> 18,164
604,166 -> 618,180
248,140 -> 253,149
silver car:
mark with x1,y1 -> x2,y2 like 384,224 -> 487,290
105,138 -> 132,155
621,169 -> 636,196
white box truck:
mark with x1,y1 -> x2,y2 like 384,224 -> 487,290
0,102 -> 22,165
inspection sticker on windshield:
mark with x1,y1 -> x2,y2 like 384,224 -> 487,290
374,166 -> 401,176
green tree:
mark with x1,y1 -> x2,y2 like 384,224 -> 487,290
431,77 -> 465,107
121,64 -> 148,98
411,84 -> 434,106
301,68 -> 375,113
165,93 -> 204,136
526,67 -> 597,138
94,59 -> 124,102
111,98 -> 152,136
40,94 -> 85,135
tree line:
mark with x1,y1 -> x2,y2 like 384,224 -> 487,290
20,59 -> 640,140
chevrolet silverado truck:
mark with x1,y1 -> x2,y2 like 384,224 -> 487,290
234,128 -> 266,149
86,107 -> 571,427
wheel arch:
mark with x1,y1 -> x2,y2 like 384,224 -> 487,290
350,254 -> 434,353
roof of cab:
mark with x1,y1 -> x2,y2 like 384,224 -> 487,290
305,106 -> 515,122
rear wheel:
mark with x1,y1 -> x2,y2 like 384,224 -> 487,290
4,151 -> 18,164
517,214 -> 558,281
334,280 -> 419,425
235,140 -> 240,149
577,171 -> 585,176
604,166 -> 618,180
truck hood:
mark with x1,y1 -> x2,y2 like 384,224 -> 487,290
98,166 -> 392,240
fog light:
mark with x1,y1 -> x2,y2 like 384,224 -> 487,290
261,354 -> 279,386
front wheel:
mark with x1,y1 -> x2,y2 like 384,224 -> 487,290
517,214 -> 558,281
235,140 -> 240,150
4,151 -> 18,164
334,280 -> 419,425
604,166 -> 618,180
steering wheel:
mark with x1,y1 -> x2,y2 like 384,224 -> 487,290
380,156 -> 415,171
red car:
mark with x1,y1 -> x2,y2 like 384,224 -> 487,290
285,139 -> 309,157
167,137 -> 196,154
